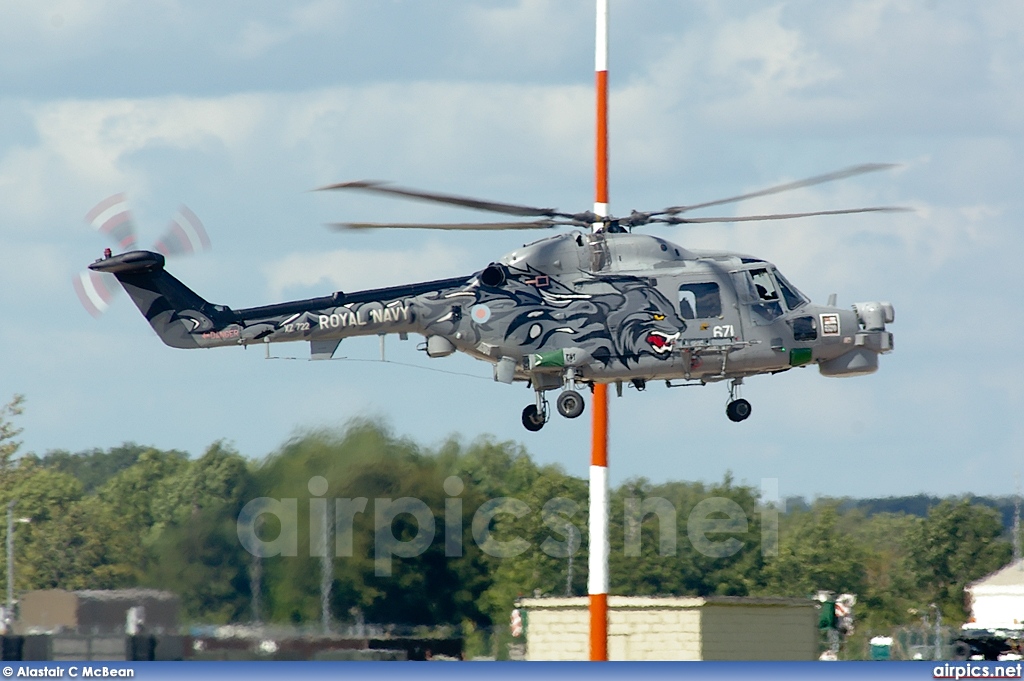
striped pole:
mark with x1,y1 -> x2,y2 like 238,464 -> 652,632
589,0 -> 610,662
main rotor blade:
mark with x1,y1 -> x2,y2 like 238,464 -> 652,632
319,180 -> 588,221
330,219 -> 564,231
659,163 -> 900,217
659,206 -> 912,224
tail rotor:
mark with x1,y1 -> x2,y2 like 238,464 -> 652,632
84,192 -> 138,251
154,205 -> 211,256
74,194 -> 211,318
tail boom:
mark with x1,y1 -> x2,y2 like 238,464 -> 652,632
90,250 -> 469,351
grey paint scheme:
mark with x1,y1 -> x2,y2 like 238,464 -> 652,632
90,230 -> 893,391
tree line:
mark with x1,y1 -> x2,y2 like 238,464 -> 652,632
0,394 -> 1012,650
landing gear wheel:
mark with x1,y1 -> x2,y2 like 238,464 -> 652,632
726,399 -> 752,423
556,390 -> 585,419
522,404 -> 546,432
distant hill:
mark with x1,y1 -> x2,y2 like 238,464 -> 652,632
34,443 -> 188,493
30,443 -> 1024,533
785,494 -> 1021,531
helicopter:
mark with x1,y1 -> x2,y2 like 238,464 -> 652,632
89,163 -> 899,431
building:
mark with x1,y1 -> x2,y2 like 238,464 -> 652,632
518,595 -> 817,661
965,560 -> 1024,629
19,589 -> 179,634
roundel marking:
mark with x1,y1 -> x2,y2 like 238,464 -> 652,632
471,304 -> 492,324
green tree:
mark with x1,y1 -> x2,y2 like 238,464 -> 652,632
906,499 -> 1011,621
760,502 -> 868,598
841,510 -> 921,629
254,422 -> 491,627
3,462 -> 140,591
143,442 -> 257,622
21,495 -> 140,590
38,443 -> 170,494
153,441 -> 252,525
609,474 -> 766,599
473,456 -> 587,622
0,394 -> 25,473
97,448 -> 189,534
147,501 -> 254,623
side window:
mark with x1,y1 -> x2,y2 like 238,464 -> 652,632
791,316 -> 817,341
678,282 -> 721,319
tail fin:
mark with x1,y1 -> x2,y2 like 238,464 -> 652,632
89,250 -> 229,348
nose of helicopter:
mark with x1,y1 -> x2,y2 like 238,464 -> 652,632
819,301 -> 894,377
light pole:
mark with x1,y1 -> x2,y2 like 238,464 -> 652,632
320,500 -> 332,634
566,525 -> 575,597
6,500 -> 16,623
5,500 -> 31,631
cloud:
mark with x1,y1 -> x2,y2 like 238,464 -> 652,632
0,241 -> 70,295
709,5 -> 840,95
262,241 -> 472,300
0,94 -> 267,233
462,0 -> 586,75
0,0 -> 112,48
226,1 -> 349,59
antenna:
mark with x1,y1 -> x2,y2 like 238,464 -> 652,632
588,0 -> 610,662
1015,473 -> 1021,567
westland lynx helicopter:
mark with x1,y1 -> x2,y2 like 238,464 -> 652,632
90,164 -> 898,431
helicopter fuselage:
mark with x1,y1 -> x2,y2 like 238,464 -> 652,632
91,229 -> 893,428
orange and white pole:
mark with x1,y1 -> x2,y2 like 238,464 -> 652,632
589,0 -> 610,662
594,0 -> 609,220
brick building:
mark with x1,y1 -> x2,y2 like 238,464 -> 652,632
518,595 -> 817,661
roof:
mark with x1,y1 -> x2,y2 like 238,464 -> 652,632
967,560 -> 1024,595
518,596 -> 814,610
73,589 -> 177,602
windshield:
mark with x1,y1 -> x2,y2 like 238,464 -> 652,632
773,269 -> 809,310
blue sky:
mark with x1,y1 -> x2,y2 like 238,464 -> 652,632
1,0 -> 1021,499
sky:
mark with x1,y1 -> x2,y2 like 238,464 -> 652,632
1,0 -> 1021,499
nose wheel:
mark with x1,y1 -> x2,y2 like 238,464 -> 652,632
726,378 -> 751,422
726,398 -> 752,422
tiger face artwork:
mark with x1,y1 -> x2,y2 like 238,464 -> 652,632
417,268 -> 687,370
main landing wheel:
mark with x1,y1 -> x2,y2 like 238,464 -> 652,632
556,390 -> 585,419
522,404 -> 545,432
726,399 -> 752,423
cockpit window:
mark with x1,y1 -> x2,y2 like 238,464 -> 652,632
773,270 -> 809,310
678,282 -> 722,319
732,269 -> 783,326
749,268 -> 779,301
